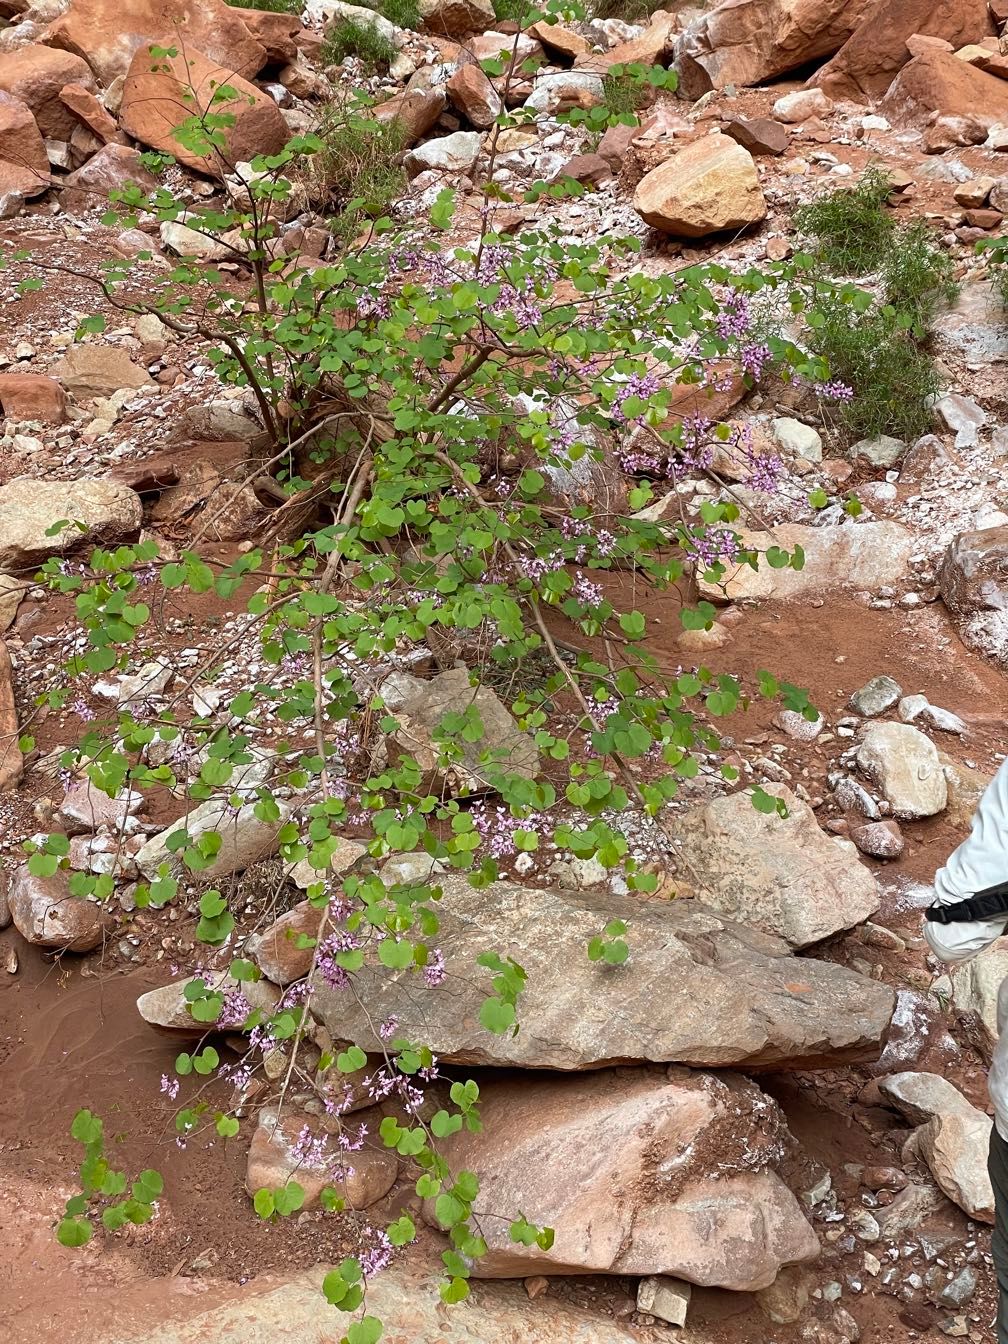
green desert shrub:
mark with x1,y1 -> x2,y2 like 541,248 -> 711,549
794,166 -> 895,276
321,17 -> 398,71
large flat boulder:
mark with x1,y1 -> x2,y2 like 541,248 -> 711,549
120,44 -> 288,178
311,877 -> 895,1070
237,7 -> 300,64
916,1108 -> 995,1224
51,344 -> 154,398
44,0 -> 268,86
670,787 -> 880,948
812,0 -> 994,103
423,1066 -> 820,1286
698,521 -> 914,602
881,49 -> 1008,128
633,132 -> 766,237
673,0 -> 871,97
0,478 -> 142,568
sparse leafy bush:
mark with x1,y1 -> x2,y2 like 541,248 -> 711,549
589,0 -> 665,20
979,235 -> 1008,305
803,286 -> 940,441
313,101 -> 407,236
881,220 -> 958,330
794,166 -> 895,276
600,70 -> 648,120
22,20 -> 846,1344
492,0 -> 533,22
795,171 -> 956,440
321,16 -> 398,70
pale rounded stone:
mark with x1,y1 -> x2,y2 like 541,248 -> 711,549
771,416 -> 822,461
403,129 -> 483,177
670,785 -> 880,948
773,88 -> 833,122
856,722 -> 947,819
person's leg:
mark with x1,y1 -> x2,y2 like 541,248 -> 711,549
988,1127 -> 1008,1343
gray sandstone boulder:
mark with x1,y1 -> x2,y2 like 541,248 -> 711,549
379,667 -> 538,792
312,876 -> 895,1070
669,786 -> 880,948
403,130 -> 482,176
0,478 -> 142,568
135,798 -> 292,881
856,722 -> 947,819
938,526 -> 1008,669
951,940 -> 1008,1057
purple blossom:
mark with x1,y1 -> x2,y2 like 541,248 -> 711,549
716,291 -> 751,340
423,949 -> 446,988
218,987 -> 252,1028
746,451 -> 785,494
71,696 -> 95,722
160,1074 -> 179,1101
379,1015 -> 400,1041
612,371 -> 661,425
360,1227 -> 393,1279
688,528 -> 742,571
317,925 -> 364,990
572,572 -> 603,607
292,1124 -> 332,1170
471,800 -> 550,858
819,379 -> 854,401
224,1062 -> 253,1091
740,342 -> 772,381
